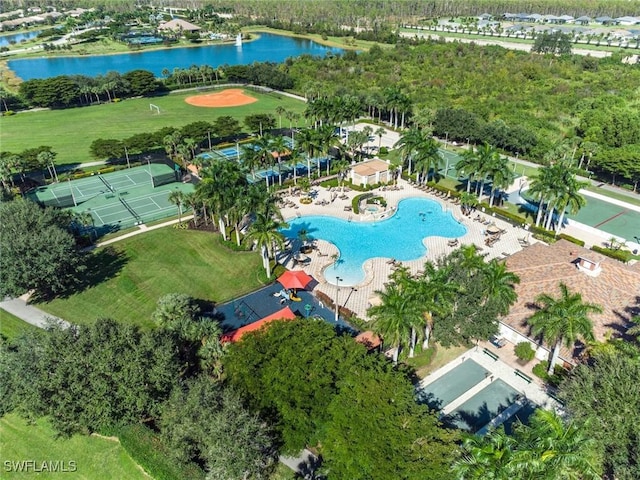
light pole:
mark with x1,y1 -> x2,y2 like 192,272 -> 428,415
466,137 -> 470,148
334,276 -> 343,322
444,132 -> 449,150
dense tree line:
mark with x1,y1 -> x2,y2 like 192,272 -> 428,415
18,70 -> 164,109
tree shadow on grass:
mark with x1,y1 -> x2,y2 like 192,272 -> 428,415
34,247 -> 128,302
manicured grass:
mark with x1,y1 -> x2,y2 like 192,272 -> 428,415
0,413 -> 148,480
38,227 -> 267,328
414,344 -> 469,379
0,89 -> 306,165
0,308 -> 38,340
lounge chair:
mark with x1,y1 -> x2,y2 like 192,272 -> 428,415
447,239 -> 459,247
386,258 -> 397,265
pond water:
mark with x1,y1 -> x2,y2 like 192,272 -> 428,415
0,30 -> 42,47
8,32 -> 343,80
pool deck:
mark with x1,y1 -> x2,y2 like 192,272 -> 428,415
276,178 -> 531,321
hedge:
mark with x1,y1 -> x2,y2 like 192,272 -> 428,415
558,233 -> 585,247
591,245 -> 632,263
118,424 -> 205,480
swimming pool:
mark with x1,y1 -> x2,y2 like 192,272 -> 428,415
281,197 -> 466,285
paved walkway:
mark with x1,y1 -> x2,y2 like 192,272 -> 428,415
1,294 -> 69,330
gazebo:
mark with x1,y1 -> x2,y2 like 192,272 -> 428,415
350,159 -> 392,187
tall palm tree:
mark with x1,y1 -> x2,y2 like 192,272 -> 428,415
394,126 -> 423,177
168,189 -> 185,223
269,135 -> 289,186
486,154 -> 514,207
368,281 -> 424,362
457,148 -> 483,194
243,212 -> 287,278
552,170 -> 588,234
528,283 -> 602,374
413,137 -> 443,184
316,124 -> 341,176
297,128 -> 321,181
473,143 -> 501,202
528,164 -> 560,228
482,260 -> 520,315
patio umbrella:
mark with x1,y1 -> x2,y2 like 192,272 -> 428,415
486,223 -> 501,234
277,270 -> 314,290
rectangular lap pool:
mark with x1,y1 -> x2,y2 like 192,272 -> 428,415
416,359 -> 488,411
442,379 -> 520,433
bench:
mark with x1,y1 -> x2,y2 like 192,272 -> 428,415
482,347 -> 499,361
514,369 -> 533,384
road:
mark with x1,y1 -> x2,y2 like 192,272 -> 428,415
399,31 -> 613,58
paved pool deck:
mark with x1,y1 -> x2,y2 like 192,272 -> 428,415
276,178 -> 531,321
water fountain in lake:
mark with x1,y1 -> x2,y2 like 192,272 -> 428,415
235,33 -> 242,47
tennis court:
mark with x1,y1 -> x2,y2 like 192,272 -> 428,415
28,164 -> 179,208
75,183 -> 194,228
568,194 -> 640,241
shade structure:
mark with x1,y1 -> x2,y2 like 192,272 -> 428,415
277,270 -> 314,290
221,306 -> 296,343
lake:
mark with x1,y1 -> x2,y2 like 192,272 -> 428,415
8,33 -> 343,80
0,30 -> 42,47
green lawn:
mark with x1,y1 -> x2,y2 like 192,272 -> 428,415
0,309 -> 38,340
0,414 -> 148,480
0,89 -> 306,165
38,227 -> 267,328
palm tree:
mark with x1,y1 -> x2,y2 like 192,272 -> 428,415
168,189 -> 185,223
452,429 -> 515,479
486,154 -> 513,207
456,148 -> 483,193
413,137 -> 443,184
394,127 -> 423,177
316,124 -> 341,176
528,164 -> 561,228
528,282 -> 602,374
552,170 -> 588,234
368,281 -> 424,362
512,409 -> 602,480
482,260 -> 520,315
269,135 -> 289,186
473,143 -> 501,202
459,191 -> 478,215
297,128 -> 321,181
375,127 -> 386,150
243,212 -> 287,278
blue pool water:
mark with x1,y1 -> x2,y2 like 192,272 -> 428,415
281,197 -> 466,285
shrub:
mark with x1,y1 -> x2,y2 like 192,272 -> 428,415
514,342 -> 535,362
379,146 -> 389,155
2,110 -> 15,116
532,361 -> 549,380
591,245 -> 632,263
531,361 -> 567,386
558,233 -> 585,246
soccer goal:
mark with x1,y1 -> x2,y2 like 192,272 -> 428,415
149,103 -> 160,114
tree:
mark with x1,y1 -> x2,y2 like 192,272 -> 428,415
167,190 -> 185,223
244,113 -> 276,135
0,319 -> 180,436
528,283 -> 601,374
323,364 -> 457,480
122,69 -> 161,96
243,212 -> 287,278
0,200 -> 86,299
560,350 -> 640,480
161,375 -> 276,479
453,409 -> 601,479
532,31 -> 572,56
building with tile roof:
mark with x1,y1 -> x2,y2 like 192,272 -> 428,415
499,239 -> 640,365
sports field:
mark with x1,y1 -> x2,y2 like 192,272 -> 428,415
0,89 -> 306,165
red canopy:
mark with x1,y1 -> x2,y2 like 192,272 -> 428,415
277,270 -> 314,290
221,306 -> 297,343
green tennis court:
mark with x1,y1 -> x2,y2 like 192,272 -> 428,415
568,194 -> 640,241
27,164 -> 179,208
